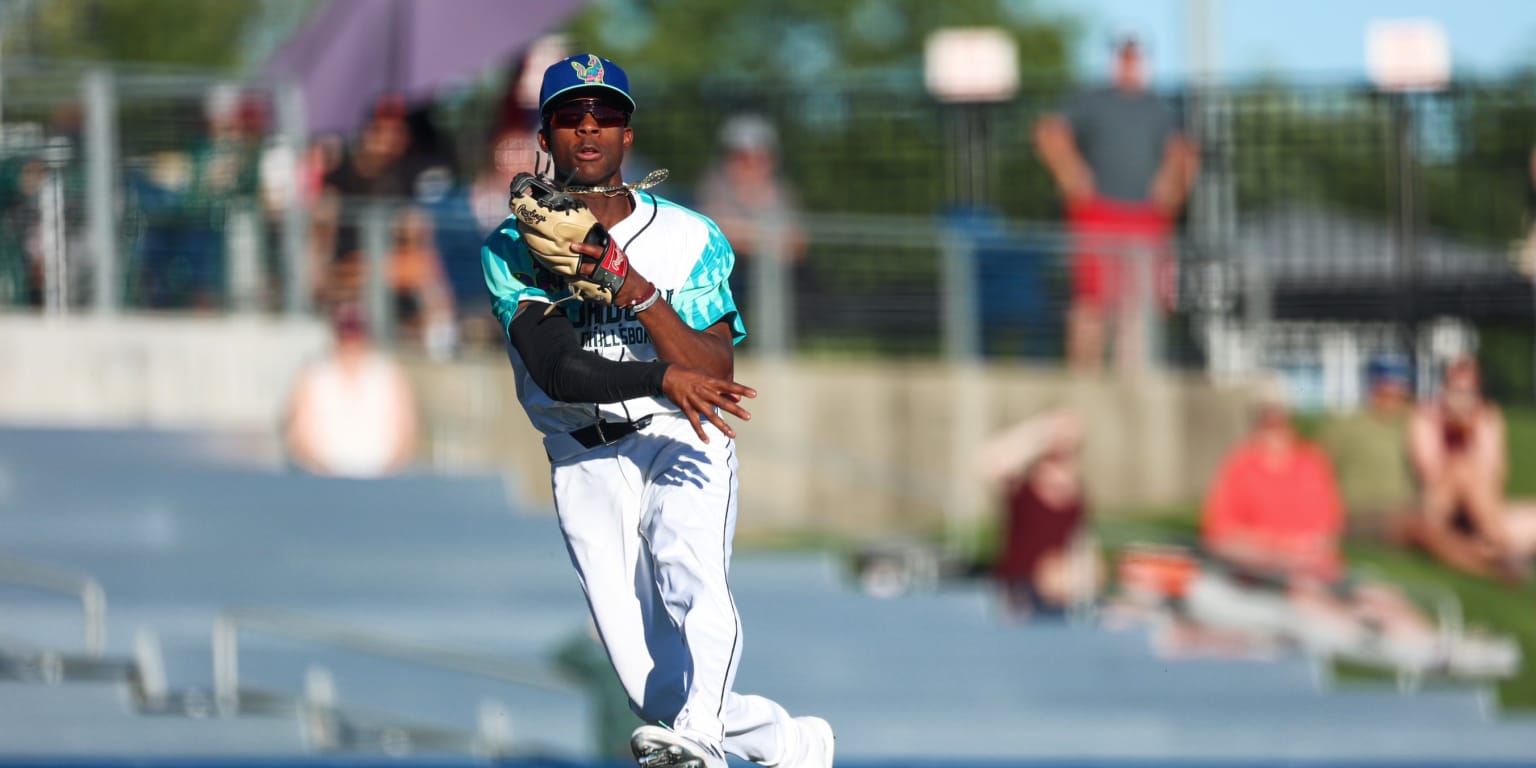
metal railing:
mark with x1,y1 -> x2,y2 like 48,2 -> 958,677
212,607 -> 573,754
0,63 -> 1531,401
212,605 -> 571,710
0,553 -> 107,658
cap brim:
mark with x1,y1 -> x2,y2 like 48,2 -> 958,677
540,83 -> 636,114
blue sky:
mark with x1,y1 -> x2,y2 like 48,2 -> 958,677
1040,0 -> 1536,85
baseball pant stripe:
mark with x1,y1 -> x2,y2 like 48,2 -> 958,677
716,440 -> 739,726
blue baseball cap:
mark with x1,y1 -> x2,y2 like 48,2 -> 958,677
539,54 -> 635,114
1367,354 -> 1411,388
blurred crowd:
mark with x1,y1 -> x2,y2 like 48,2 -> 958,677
0,47 -> 816,364
1,37 -> 1533,624
8,32 -> 1531,384
985,354 -> 1529,678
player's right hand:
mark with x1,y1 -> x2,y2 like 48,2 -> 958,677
661,366 -> 756,443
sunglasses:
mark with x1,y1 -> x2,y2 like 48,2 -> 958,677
545,99 -> 631,130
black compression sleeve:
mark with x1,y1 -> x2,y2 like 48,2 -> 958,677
508,304 -> 670,404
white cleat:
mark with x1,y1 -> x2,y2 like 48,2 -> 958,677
794,716 -> 835,768
630,724 -> 726,768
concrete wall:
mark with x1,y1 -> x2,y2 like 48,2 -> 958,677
0,315 -> 1257,540
405,356 -> 1259,540
0,313 -> 328,431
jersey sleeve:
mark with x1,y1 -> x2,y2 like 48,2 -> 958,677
481,224 -> 553,338
672,221 -> 747,344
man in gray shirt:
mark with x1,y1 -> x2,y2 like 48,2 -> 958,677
1034,37 -> 1198,372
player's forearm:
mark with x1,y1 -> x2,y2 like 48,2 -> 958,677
509,303 -> 670,403
637,302 -> 734,380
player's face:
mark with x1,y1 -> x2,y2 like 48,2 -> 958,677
538,97 -> 633,187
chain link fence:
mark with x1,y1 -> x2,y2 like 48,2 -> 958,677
2,62 -> 1534,392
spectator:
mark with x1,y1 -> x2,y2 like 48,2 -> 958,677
1194,391 -> 1499,673
276,132 -> 343,298
1317,355 -> 1417,538
1405,357 -> 1536,582
131,88 -> 263,310
695,114 -> 808,323
311,95 -> 414,307
981,408 -> 1100,620
0,156 -> 44,306
323,94 -> 413,201
399,105 -> 457,206
284,303 -> 418,478
387,207 -> 456,358
1033,36 -> 1197,372
1203,394 -> 1345,582
470,130 -> 537,234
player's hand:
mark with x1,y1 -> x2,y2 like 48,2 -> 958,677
569,240 -> 654,307
661,366 -> 756,443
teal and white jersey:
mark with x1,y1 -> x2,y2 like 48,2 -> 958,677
481,189 -> 747,440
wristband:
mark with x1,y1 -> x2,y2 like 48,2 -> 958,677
629,284 -> 662,313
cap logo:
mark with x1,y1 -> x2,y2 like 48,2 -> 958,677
571,55 -> 605,84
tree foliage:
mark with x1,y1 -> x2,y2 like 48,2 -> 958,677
9,0 -> 266,70
560,0 -> 1079,216
1221,79 -> 1536,246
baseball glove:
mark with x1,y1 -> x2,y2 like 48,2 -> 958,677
509,172 -> 630,304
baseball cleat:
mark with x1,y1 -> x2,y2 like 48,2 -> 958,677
794,716 -> 835,768
630,724 -> 726,768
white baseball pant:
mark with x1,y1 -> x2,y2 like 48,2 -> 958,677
550,412 -> 800,764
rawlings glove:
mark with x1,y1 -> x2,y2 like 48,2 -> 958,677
509,172 -> 630,304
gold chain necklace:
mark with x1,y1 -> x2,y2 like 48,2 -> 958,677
565,168 -> 670,196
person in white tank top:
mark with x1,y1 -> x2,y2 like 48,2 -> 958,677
285,304 -> 418,478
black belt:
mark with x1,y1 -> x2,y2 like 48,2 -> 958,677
569,415 -> 653,449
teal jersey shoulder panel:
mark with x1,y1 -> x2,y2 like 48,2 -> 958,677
651,196 -> 747,344
480,221 -> 562,336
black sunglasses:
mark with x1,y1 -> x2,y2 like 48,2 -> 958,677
545,98 -> 631,129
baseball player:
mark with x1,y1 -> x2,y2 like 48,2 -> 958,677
480,54 -> 835,768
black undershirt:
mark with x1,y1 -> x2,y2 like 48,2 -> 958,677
508,303 -> 669,404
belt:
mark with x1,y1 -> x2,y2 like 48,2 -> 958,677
568,415 -> 654,449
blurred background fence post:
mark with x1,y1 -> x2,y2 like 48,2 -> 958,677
1390,89 -> 1421,380
276,81 -> 310,319
750,210 -> 791,358
38,134 -> 66,314
83,67 -> 118,315
361,202 -> 395,347
1242,242 -> 1272,378
1129,241 -> 1163,373
223,202 -> 262,314
940,230 -> 980,363
940,227 -> 984,558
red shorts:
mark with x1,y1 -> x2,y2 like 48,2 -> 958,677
1067,199 -> 1175,309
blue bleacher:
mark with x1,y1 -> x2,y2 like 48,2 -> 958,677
2,427 -> 1535,763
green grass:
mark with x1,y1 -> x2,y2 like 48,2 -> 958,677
1504,406 -> 1536,497
1344,540 -> 1536,709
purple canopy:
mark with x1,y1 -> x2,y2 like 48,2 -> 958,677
265,0 -> 587,135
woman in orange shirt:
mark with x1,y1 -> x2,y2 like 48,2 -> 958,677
1203,403 -> 1344,583
1198,399 -> 1441,664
